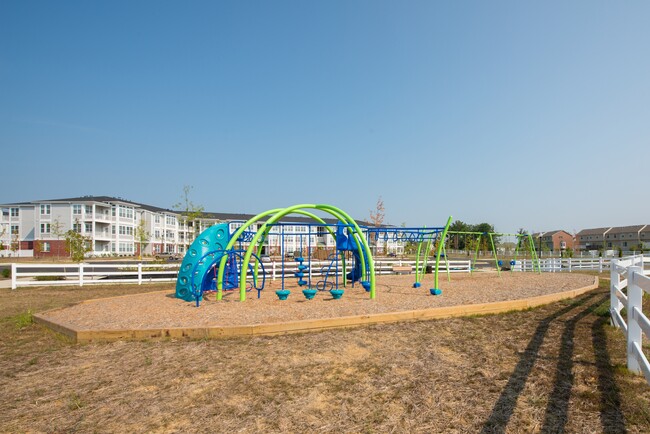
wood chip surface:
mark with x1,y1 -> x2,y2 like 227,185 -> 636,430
40,272 -> 595,330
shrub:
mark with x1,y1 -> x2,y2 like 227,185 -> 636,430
1,268 -> 10,278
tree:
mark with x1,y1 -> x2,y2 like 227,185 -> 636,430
134,217 -> 150,260
51,218 -> 65,258
173,185 -> 205,242
0,225 -> 6,251
10,231 -> 20,257
65,229 -> 91,262
368,196 -> 385,253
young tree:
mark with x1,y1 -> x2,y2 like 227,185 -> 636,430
134,218 -> 150,260
173,185 -> 205,242
10,231 -> 20,257
51,218 -> 65,258
65,230 -> 92,262
0,225 -> 6,252
368,196 -> 385,253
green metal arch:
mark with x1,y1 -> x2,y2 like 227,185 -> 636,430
217,204 -> 375,301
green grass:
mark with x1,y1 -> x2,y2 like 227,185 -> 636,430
13,310 -> 33,329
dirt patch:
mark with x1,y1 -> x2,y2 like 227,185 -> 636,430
38,273 -> 595,330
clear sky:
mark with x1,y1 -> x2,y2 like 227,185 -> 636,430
1,1 -> 649,234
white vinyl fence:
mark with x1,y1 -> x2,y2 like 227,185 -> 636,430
610,255 -> 650,384
9,259 -> 472,290
10,263 -> 180,289
511,257 -> 610,273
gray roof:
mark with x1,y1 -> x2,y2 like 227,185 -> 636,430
607,225 -> 647,234
576,227 -> 611,237
1,196 -> 373,225
532,230 -> 571,238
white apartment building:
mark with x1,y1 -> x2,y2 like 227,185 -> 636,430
0,196 -> 401,259
0,196 -> 192,258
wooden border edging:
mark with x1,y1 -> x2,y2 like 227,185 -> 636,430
33,277 -> 599,344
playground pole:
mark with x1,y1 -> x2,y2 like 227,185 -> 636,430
434,216 -> 453,290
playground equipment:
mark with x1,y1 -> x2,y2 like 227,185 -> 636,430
446,231 -> 541,275
175,203 -> 455,306
174,205 -> 542,307
175,204 -> 376,305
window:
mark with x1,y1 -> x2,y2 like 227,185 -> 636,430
10,225 -> 19,235
42,242 -> 50,252
155,215 -> 161,224
112,207 -> 116,217
10,208 -> 19,217
119,226 -> 134,236
85,223 -> 92,234
166,215 -> 177,225
73,204 -> 82,215
73,223 -> 81,233
118,206 -> 134,219
40,223 -> 51,234
111,225 -> 116,235
85,205 -> 92,214
40,204 -> 51,215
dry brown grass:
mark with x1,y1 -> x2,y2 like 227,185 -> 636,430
1,278 -> 650,433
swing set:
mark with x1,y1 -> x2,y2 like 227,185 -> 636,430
446,231 -> 541,276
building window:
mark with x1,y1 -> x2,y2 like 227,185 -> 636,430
118,206 -> 134,219
40,204 -> 51,216
73,204 -> 82,215
73,223 -> 81,233
10,208 -> 19,217
85,223 -> 92,234
112,207 -> 116,217
42,242 -> 50,252
155,215 -> 161,224
40,223 -> 51,234
119,226 -> 134,236
85,205 -> 92,214
10,225 -> 19,235
166,215 -> 176,225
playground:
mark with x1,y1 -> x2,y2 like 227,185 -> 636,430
36,272 -> 596,341
33,203 -> 599,341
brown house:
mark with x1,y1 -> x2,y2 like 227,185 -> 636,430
532,230 -> 575,253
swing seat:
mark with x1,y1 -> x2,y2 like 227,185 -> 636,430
361,280 -> 371,291
298,279 -> 308,286
413,282 -> 421,288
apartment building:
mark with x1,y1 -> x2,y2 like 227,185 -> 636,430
0,196 -> 191,258
0,197 -> 400,258
576,225 -> 650,251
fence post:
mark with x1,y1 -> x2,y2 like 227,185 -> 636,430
627,266 -> 643,374
599,257 -> 603,273
610,259 -> 622,327
568,258 -> 572,273
138,263 -> 143,285
272,261 -> 276,281
79,263 -> 84,287
11,263 -> 17,290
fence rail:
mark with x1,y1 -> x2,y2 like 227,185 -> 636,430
10,255 -> 648,290
9,259 -> 473,290
610,255 -> 650,384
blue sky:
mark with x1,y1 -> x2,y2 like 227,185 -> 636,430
1,1 -> 649,234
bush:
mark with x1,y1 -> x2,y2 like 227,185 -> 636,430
34,276 -> 66,281
1,268 -> 10,278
